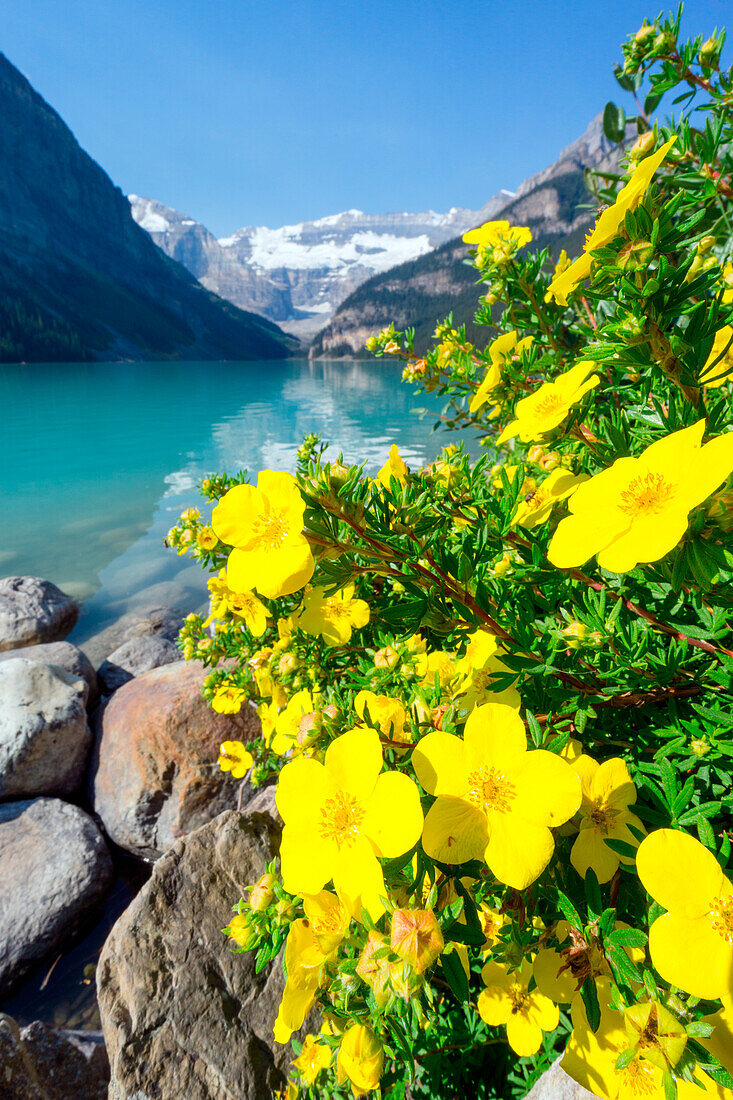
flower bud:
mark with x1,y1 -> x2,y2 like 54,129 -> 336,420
374,645 -> 400,670
690,737 -> 711,757
628,130 -> 657,162
390,908 -> 444,974
539,451 -> 562,472
527,445 -> 546,464
365,335 -> 378,352
562,621 -> 590,649
278,653 -> 300,676
337,1024 -> 384,1095
248,872 -> 276,912
227,913 -> 256,949
699,33 -> 722,66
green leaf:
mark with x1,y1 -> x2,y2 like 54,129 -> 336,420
603,101 -> 627,143
663,1068 -> 677,1100
606,928 -> 648,949
440,948 -> 470,1003
556,891 -> 583,932
615,1047 -> 638,1071
580,978 -> 601,1033
584,868 -> 602,921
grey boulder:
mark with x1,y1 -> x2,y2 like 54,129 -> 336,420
0,1016 -> 109,1100
0,641 -> 98,709
0,659 -> 91,800
79,605 -> 185,668
0,798 -> 113,997
0,577 -> 78,652
97,800 -> 297,1100
97,634 -> 181,695
526,1059 -> 599,1099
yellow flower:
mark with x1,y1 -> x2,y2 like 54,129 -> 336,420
337,1024 -> 384,1096
413,703 -> 581,888
271,689 -> 314,755
212,470 -> 314,599
479,905 -> 509,952
469,331 -> 533,415
355,690 -> 410,743
293,1033 -> 332,1086
257,697 -> 282,744
229,590 -> 269,636
455,629 -> 521,712
546,137 -> 676,305
273,890 -> 350,1044
700,325 -> 733,388
636,828 -> 733,999
624,1000 -> 686,1072
533,921 -> 643,1008
196,526 -> 218,550
512,468 -> 588,529
298,584 -> 370,646
498,361 -> 599,444
548,420 -> 733,573
420,650 -> 461,692
570,756 -> 645,883
390,908 -> 444,974
677,998 -> 733,1099
276,727 -> 423,920
376,444 -> 409,489
562,978 -> 665,1099
212,683 -> 246,714
463,220 -> 532,267
217,739 -> 253,778
478,959 -> 559,1056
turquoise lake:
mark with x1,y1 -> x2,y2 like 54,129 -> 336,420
1,358 -> 479,643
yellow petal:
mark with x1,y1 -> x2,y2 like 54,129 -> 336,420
333,835 -> 387,922
422,796 -> 489,864
362,771 -> 423,858
683,430 -> 733,507
571,823 -> 621,884
510,750 -> 581,827
324,727 -> 383,802
463,703 -> 527,771
548,510 -> 626,569
276,755 -> 333,826
477,986 -> 511,1027
636,829 -> 727,918
280,826 -> 337,897
533,948 -> 577,1004
590,758 -> 637,810
485,813 -> 554,890
527,990 -> 560,1033
212,483 -> 263,548
597,509 -> 690,572
506,1013 -> 544,1057
411,731 -> 468,796
649,911 -> 733,1000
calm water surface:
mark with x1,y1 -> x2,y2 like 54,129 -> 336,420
1,359 -> 480,642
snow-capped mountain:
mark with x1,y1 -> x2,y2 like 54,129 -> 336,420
129,194 -> 514,341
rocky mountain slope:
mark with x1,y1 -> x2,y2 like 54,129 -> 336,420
130,194 -> 515,342
0,54 -> 298,363
309,113 -> 623,358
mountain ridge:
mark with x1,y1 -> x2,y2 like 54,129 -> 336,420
308,112 -> 625,359
0,53 -> 297,363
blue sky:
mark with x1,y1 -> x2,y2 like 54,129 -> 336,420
1,0 -> 728,235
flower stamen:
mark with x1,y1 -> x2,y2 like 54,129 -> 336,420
710,894 -> 733,945
618,472 -> 674,517
319,792 -> 366,848
467,766 -> 515,814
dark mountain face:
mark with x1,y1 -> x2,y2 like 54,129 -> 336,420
308,114 -> 625,359
0,54 -> 298,363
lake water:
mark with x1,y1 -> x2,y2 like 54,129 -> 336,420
1,359 -> 479,645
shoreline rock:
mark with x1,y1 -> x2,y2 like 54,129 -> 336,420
0,577 -> 78,652
97,801 -> 294,1100
0,798 -> 113,998
0,640 -> 98,710
0,659 -> 91,801
91,660 -> 261,859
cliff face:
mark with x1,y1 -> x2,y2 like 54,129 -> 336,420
130,194 -> 515,343
308,113 -> 623,359
0,54 -> 298,363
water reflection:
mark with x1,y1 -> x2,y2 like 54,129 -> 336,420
1,359 -> 479,639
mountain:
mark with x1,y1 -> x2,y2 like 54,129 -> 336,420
130,194 -> 515,342
308,114 -> 625,358
0,54 -> 298,363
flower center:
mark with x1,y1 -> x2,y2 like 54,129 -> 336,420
587,802 -> 619,835
325,600 -> 350,620
508,983 -> 529,1014
617,1058 -> 657,1096
319,791 -> 365,848
252,511 -> 289,551
467,766 -> 515,814
618,472 -> 674,517
710,894 -> 733,945
533,393 -> 564,419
